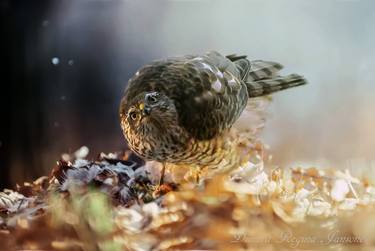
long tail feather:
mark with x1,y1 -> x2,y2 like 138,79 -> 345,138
247,60 -> 283,81
246,74 -> 307,97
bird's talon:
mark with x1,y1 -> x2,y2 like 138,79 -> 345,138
152,183 -> 175,198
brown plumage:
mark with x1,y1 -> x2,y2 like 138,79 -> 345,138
119,51 -> 307,172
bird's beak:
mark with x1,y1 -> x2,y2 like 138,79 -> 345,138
139,103 -> 152,116
142,106 -> 152,116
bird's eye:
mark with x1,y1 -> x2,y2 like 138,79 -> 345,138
129,111 -> 138,120
146,94 -> 158,104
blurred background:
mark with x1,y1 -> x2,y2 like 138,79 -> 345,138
1,0 -> 374,188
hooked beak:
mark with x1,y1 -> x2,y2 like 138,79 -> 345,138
142,106 -> 152,116
139,102 -> 152,116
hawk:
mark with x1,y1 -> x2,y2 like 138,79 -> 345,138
119,51 -> 307,182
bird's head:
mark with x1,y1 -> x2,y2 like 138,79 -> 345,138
119,91 -> 185,159
124,91 -> 177,130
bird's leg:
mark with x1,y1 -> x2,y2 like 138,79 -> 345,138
194,167 -> 201,184
183,165 -> 203,185
159,162 -> 166,186
153,163 -> 174,198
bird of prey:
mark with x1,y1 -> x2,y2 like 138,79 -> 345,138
119,51 -> 307,183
